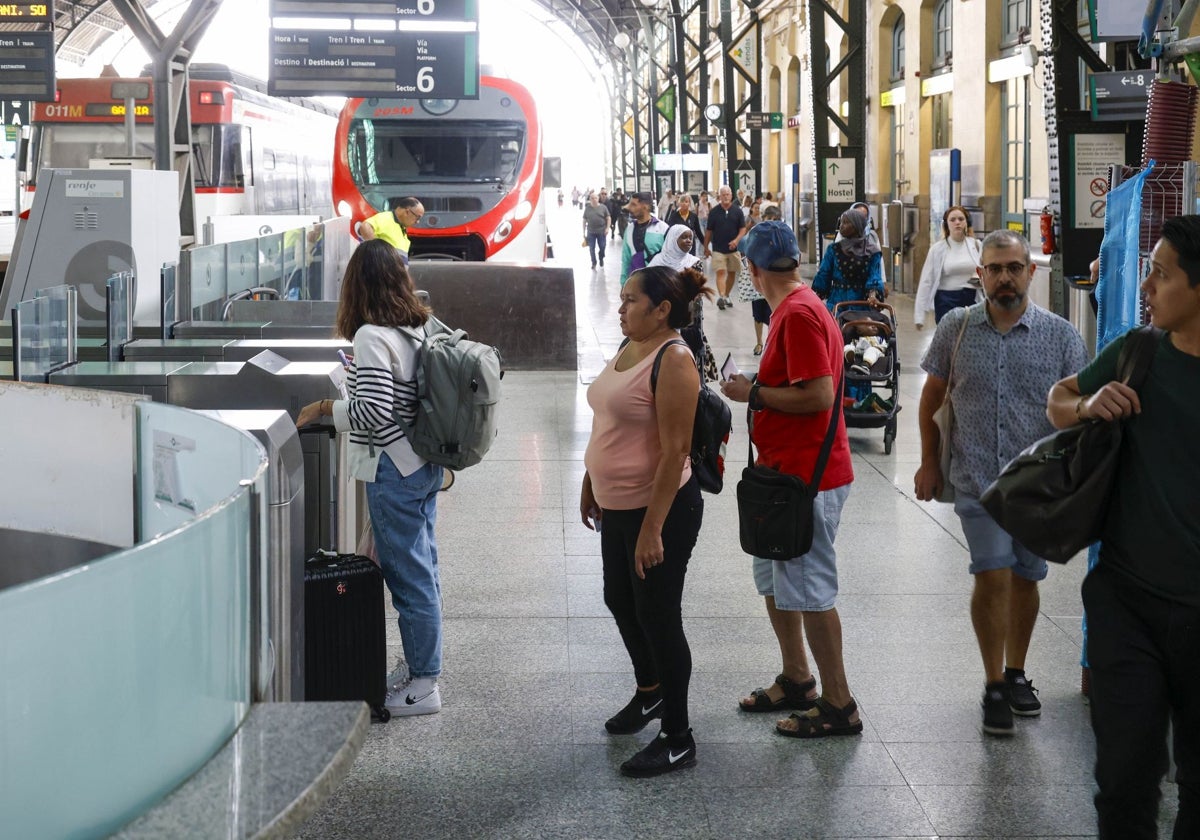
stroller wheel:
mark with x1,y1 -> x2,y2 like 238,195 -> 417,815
883,428 -> 895,455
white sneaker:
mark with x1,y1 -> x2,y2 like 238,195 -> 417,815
385,678 -> 441,717
386,663 -> 409,692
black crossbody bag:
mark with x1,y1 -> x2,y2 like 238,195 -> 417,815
737,367 -> 844,560
979,325 -> 1161,563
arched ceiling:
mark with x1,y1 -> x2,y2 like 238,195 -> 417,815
0,0 -> 651,68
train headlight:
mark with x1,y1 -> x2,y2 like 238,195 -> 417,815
494,221 -> 513,242
336,200 -> 352,217
514,201 -> 533,220
421,99 -> 457,116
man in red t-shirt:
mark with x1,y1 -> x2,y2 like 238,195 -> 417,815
720,221 -> 861,739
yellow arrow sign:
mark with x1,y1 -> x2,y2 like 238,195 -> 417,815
624,117 -> 635,139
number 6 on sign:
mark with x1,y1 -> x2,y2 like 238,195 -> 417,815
417,66 -> 435,93
418,0 -> 435,13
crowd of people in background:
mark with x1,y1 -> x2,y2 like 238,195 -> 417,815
560,182 -> 1198,836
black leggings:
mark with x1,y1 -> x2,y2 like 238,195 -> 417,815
601,477 -> 703,735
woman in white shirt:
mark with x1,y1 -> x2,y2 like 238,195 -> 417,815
296,239 -> 443,718
914,205 -> 983,328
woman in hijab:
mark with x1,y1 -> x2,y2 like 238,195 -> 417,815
650,224 -> 704,271
812,209 -> 885,313
650,224 -> 717,381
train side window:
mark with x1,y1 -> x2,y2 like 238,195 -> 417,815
220,124 -> 246,188
240,126 -> 254,187
191,125 -> 214,187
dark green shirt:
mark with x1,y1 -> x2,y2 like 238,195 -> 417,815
1077,329 -> 1200,606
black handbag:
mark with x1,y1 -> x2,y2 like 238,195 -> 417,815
648,339 -> 733,494
737,368 -> 843,560
979,326 -> 1161,563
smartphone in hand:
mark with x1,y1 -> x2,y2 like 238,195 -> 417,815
721,352 -> 740,382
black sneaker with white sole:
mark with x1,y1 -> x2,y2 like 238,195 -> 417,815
1005,669 -> 1042,717
620,729 -> 696,778
981,682 -> 1014,736
605,689 -> 664,734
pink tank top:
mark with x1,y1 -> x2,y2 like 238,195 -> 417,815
584,339 -> 692,510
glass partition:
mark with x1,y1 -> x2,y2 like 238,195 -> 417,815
226,237 -> 259,300
187,242 -> 228,318
180,223 -> 340,321
106,272 -> 133,362
161,262 -> 178,341
0,401 -> 267,838
12,285 -> 77,382
258,231 -> 284,293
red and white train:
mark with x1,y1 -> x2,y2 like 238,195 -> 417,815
22,64 -> 336,218
332,75 -> 547,262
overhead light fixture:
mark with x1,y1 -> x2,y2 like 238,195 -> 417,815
614,32 -> 631,50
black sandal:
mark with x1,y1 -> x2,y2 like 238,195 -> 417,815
739,674 -> 817,713
775,697 -> 864,738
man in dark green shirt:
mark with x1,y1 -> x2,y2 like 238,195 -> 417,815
1047,215 -> 1200,840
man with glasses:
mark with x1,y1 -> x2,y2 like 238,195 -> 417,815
913,229 -> 1087,737
357,197 -> 425,265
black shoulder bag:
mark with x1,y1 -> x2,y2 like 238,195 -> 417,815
979,325 -> 1162,563
736,367 -> 844,560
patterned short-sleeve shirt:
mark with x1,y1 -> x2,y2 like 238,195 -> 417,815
921,302 -> 1088,497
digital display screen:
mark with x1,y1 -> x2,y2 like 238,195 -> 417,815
84,103 -> 152,117
0,3 -> 53,22
0,30 -> 53,100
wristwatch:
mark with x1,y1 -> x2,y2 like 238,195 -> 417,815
748,382 -> 765,411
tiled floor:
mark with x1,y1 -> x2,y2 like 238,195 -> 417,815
296,207 -> 1178,839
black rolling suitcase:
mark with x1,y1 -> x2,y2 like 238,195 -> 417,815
304,550 -> 391,722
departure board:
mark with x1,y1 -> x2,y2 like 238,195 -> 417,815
0,30 -> 54,100
0,3 -> 53,22
268,0 -> 480,98
269,0 -> 475,22
269,29 -> 477,97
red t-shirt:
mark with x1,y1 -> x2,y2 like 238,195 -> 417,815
751,285 -> 853,490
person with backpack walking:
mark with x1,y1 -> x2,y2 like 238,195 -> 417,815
580,264 -> 711,777
296,239 -> 445,718
1045,216 -> 1200,838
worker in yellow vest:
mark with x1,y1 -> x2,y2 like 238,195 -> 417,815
356,197 -> 425,264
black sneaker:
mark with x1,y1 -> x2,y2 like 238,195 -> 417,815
620,730 -> 696,778
982,682 -> 1014,736
1005,669 -> 1042,717
605,689 -> 664,734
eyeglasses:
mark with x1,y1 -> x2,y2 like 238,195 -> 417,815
982,262 -> 1028,278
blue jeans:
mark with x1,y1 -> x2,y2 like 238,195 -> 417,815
366,455 -> 443,678
587,232 -> 607,265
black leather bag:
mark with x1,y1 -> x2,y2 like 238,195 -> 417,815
649,339 -> 732,494
737,368 -> 843,560
979,326 -> 1161,564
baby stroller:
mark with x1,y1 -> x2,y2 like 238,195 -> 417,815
833,301 -> 901,454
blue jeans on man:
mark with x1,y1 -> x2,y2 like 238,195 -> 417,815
588,232 -> 607,267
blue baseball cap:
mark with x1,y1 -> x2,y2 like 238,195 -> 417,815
737,220 -> 801,270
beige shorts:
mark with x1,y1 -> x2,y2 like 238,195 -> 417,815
709,250 -> 743,276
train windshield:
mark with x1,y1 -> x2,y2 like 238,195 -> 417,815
348,118 -> 525,186
29,123 -> 246,189
31,124 -> 155,184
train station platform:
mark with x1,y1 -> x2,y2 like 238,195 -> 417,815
294,205 -> 1178,840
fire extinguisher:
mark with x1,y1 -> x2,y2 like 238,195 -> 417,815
1040,208 -> 1057,255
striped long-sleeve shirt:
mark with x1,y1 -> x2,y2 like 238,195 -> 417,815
331,323 -> 427,481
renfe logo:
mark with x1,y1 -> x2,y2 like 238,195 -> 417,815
64,179 -> 124,198
374,106 -> 414,117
